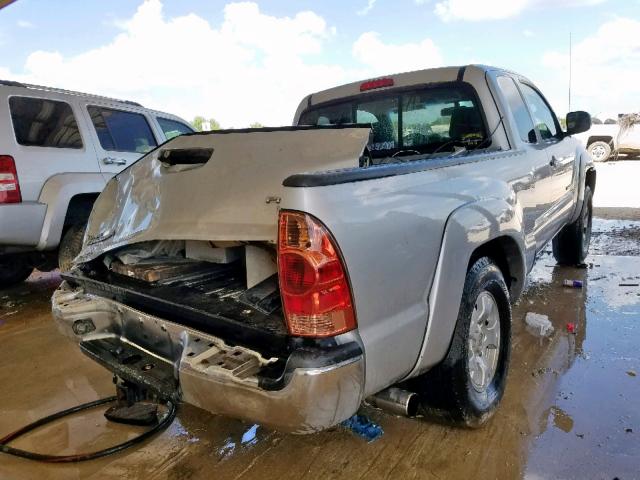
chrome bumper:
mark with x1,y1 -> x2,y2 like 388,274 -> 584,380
52,281 -> 364,433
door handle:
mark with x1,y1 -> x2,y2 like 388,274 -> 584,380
549,156 -> 558,167
102,157 -> 127,166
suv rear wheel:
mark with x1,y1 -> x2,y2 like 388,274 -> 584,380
411,257 -> 512,427
0,255 -> 33,288
58,223 -> 86,272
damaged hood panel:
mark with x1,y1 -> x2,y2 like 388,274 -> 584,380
78,127 -> 370,263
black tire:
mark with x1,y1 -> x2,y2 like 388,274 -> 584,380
0,255 -> 33,288
552,185 -> 593,266
587,141 -> 611,162
58,223 -> 86,272
411,257 -> 512,427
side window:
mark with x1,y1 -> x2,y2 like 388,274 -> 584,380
496,76 -> 536,143
88,106 -> 157,153
519,83 -> 559,140
356,97 -> 399,153
9,96 -> 83,149
157,117 -> 194,140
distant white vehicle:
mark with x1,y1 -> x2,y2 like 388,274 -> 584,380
0,80 -> 194,286
575,116 -> 640,162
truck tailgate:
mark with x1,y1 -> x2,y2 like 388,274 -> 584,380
79,126 -> 369,264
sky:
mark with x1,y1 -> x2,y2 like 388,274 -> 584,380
1,0 -> 639,127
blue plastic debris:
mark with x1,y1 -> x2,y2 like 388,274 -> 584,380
241,424 -> 259,446
341,414 -> 384,442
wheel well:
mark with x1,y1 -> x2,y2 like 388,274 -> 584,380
468,236 -> 524,299
63,193 -> 99,228
586,136 -> 613,147
585,167 -> 596,193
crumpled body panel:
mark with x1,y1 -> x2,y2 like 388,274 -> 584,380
78,127 -> 369,263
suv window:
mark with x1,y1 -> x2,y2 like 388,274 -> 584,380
9,96 -> 83,149
298,84 -> 486,160
519,83 -> 559,140
157,117 -> 193,140
496,76 -> 536,143
88,106 -> 157,153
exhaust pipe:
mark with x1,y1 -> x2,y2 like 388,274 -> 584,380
367,387 -> 419,417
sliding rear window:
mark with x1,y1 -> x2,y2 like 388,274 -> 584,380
298,83 -> 487,160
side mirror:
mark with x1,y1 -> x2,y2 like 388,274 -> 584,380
566,111 -> 591,135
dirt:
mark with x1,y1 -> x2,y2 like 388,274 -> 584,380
0,217 -> 638,480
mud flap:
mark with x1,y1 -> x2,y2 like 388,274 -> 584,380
80,337 -> 179,402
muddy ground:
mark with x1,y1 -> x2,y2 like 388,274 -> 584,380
0,217 -> 638,480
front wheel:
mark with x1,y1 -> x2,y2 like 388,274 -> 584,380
411,257 -> 512,427
552,185 -> 593,266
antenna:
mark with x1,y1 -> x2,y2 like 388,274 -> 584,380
568,32 -> 572,112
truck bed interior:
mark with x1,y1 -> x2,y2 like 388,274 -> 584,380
64,245 -> 290,359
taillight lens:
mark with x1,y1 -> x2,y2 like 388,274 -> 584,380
0,155 -> 21,204
360,77 -> 394,91
278,211 -> 356,337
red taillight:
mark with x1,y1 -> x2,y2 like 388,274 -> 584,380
360,77 -> 394,92
0,155 -> 21,204
278,211 -> 356,338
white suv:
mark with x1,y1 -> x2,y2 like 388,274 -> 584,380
0,80 -> 193,286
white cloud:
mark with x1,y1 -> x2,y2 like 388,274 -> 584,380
432,0 -> 606,21
523,29 -> 534,37
357,0 -> 376,16
353,32 -> 442,76
539,17 -> 640,116
2,1 -> 445,127
17,20 -> 34,28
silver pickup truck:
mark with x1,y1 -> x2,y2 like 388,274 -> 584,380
52,65 -> 595,433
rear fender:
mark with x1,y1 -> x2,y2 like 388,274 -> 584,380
36,173 -> 106,250
407,198 -> 526,377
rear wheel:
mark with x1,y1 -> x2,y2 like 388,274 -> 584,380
0,255 -> 33,288
552,185 -> 593,266
588,141 -> 612,162
412,257 -> 512,427
58,223 -> 86,272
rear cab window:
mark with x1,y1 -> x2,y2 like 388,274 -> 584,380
157,117 -> 194,140
298,83 -> 487,163
88,106 -> 157,153
9,96 -> 83,149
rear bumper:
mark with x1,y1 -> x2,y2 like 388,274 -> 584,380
52,281 -> 365,433
0,202 -> 47,248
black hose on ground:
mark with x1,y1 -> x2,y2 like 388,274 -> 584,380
0,396 -> 177,463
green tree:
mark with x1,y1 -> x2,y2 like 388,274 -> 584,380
249,122 -> 264,128
191,116 -> 221,131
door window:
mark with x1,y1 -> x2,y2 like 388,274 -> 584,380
519,83 -> 559,140
9,96 -> 83,149
88,106 -> 157,153
496,76 -> 536,143
157,117 -> 194,140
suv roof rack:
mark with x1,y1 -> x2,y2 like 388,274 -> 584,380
0,79 -> 143,107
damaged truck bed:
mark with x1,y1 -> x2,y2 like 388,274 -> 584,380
53,65 -> 596,433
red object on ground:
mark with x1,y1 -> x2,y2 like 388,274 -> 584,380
566,323 -> 576,334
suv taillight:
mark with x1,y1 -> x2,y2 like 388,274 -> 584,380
0,155 -> 21,204
278,211 -> 356,338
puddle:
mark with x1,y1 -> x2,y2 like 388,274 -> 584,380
0,216 -> 638,479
